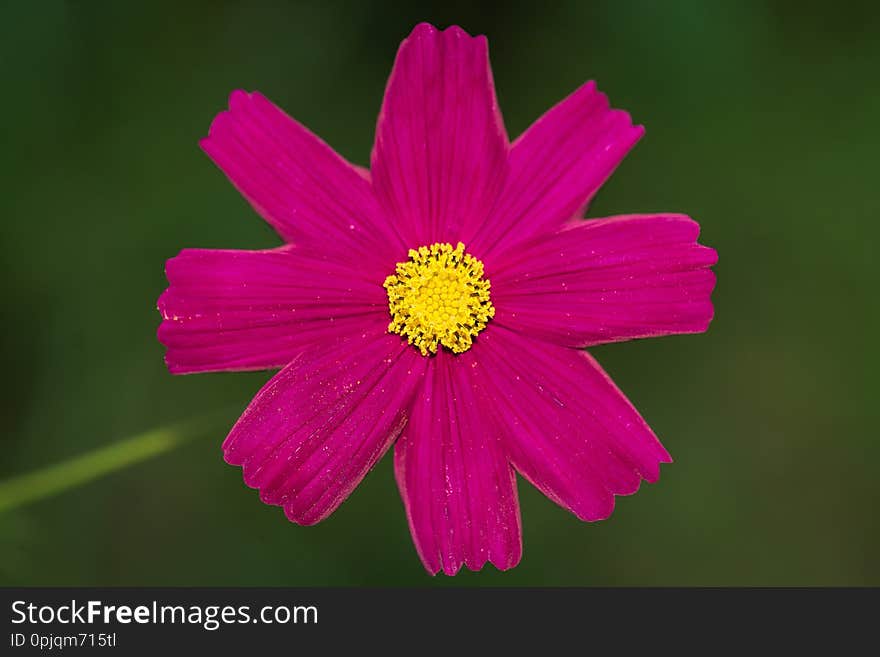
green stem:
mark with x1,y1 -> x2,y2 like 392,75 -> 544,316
0,413 -> 230,514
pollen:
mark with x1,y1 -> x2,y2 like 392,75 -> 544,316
384,242 -> 495,356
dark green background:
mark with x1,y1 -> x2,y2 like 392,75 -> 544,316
2,0 -> 877,585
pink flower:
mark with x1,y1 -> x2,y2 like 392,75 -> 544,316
158,23 -> 717,575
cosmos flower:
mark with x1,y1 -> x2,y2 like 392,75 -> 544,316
157,23 -> 717,575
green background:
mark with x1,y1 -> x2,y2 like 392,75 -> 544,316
2,0 -> 878,586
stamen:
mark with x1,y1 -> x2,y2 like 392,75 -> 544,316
384,242 -> 495,356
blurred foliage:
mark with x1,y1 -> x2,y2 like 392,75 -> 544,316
1,0 -> 878,585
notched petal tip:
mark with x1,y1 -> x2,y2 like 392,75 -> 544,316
572,458 -> 671,521
228,88 -> 253,110
609,108 -> 645,146
400,23 -> 489,65
424,552 -> 523,577
583,79 -> 644,130
156,284 -> 189,376
200,89 -> 257,143
573,453 -> 673,522
407,21 -> 482,41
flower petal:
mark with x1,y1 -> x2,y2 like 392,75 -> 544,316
490,214 -> 718,347
157,246 -> 386,374
223,319 -> 428,526
200,90 -> 404,267
474,329 -> 671,522
470,82 -> 644,261
371,23 -> 509,246
394,351 -> 522,575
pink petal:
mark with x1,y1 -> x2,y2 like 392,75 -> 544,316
201,90 -> 404,269
490,214 -> 718,347
223,319 -> 428,525
474,329 -> 671,522
470,81 -> 644,262
157,246 -> 386,374
395,351 -> 522,575
371,23 -> 509,246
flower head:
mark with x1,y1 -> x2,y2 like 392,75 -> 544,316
158,23 -> 717,575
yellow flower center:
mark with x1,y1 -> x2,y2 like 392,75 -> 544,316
384,242 -> 495,356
